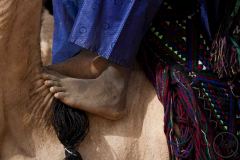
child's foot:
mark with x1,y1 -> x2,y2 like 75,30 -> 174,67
42,66 -> 128,120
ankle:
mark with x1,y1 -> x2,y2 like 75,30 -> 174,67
90,56 -> 109,77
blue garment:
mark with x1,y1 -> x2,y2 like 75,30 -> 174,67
52,0 -> 163,67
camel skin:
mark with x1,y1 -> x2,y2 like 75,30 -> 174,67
0,1 -> 169,160
40,9 -> 53,66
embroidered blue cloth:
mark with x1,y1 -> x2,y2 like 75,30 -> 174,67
52,0 -> 163,67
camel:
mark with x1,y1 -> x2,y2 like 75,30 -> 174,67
0,1 -> 169,159
40,8 -> 53,66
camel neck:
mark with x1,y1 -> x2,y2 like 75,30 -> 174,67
1,0 -> 42,77
0,1 -> 48,158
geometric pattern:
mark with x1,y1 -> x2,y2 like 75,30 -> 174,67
137,0 -> 240,159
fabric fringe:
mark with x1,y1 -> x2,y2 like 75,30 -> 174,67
211,35 -> 240,78
155,65 -> 211,160
211,0 -> 240,78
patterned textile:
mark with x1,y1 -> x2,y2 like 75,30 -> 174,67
138,0 -> 240,159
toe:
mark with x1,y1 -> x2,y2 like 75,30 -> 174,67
54,92 -> 76,107
41,73 -> 58,80
50,86 -> 65,93
54,92 -> 67,99
44,80 -> 60,87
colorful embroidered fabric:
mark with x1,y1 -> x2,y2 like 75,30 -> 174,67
138,0 -> 240,159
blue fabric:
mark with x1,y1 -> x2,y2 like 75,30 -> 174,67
52,0 -> 163,67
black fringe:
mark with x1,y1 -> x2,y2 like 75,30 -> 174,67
52,100 -> 89,160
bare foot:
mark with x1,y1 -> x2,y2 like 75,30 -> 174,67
47,50 -> 109,79
42,66 -> 129,120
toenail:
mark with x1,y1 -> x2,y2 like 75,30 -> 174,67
44,80 -> 51,85
50,87 -> 55,92
54,93 -> 59,97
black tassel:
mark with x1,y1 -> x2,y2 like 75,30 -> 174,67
52,100 -> 89,160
